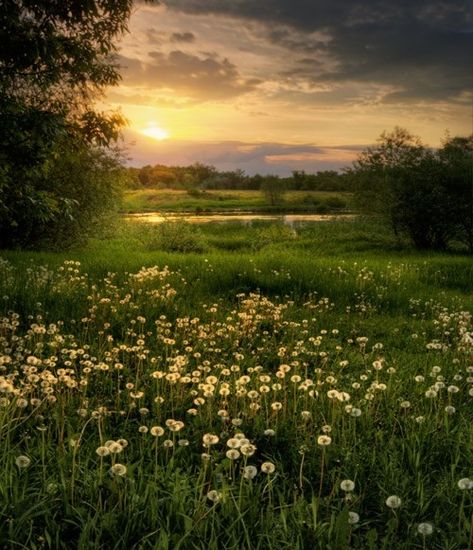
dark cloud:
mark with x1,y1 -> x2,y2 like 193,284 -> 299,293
170,31 -> 196,43
117,50 -> 260,101
162,0 -> 473,102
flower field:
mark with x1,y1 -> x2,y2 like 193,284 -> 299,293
1,222 -> 472,549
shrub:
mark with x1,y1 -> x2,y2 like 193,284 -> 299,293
325,197 -> 347,210
144,222 -> 207,253
252,223 -> 297,250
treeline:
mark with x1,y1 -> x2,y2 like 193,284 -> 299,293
128,164 -> 353,191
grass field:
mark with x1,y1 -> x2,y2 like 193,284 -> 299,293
1,218 -> 473,549
122,189 -> 353,214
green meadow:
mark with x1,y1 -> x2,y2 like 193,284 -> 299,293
1,218 -> 473,549
122,189 -> 353,214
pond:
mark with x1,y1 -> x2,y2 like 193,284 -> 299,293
125,212 -> 356,226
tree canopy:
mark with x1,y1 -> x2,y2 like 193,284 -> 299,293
350,127 -> 473,252
0,1 -> 133,248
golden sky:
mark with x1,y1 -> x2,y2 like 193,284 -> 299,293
103,1 -> 473,174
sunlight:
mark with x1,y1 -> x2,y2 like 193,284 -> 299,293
140,123 -> 169,141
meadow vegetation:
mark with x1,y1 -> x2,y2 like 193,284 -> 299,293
1,218 -> 472,549
122,189 -> 352,214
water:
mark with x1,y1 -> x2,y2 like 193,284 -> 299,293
126,212 -> 356,225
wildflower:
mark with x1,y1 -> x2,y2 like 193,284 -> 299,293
107,442 -> 124,454
385,495 -> 402,509
240,443 -> 257,457
340,479 -> 355,492
178,439 -> 189,447
317,435 -> 332,446
261,461 -> 276,474
168,420 -> 185,432
226,449 -> 240,460
138,426 -> 148,434
207,490 -> 222,503
348,511 -> 360,525
150,426 -> 164,437
445,405 -> 456,415
264,429 -> 276,436
417,523 -> 433,535
96,446 -> 110,457
458,478 -> 473,490
109,463 -> 127,476
15,455 -> 31,469
163,439 -> 174,448
202,433 -> 219,447
243,465 -> 258,480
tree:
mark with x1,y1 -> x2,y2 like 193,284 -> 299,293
0,1 -> 133,248
260,176 -> 287,206
350,128 -> 446,249
350,127 -> 473,252
438,134 -> 473,253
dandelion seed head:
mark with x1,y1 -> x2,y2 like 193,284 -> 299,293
385,495 -> 402,509
417,522 -> 433,535
109,463 -> 127,476
340,479 -> 355,492
15,455 -> 31,468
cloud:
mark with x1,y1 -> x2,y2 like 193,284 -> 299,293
170,31 -> 196,43
123,129 -> 363,174
161,0 -> 473,103
117,50 -> 260,101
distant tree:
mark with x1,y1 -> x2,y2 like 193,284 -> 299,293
260,176 -> 287,206
0,0 -> 132,248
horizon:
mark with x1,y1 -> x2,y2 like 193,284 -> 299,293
103,0 -> 473,176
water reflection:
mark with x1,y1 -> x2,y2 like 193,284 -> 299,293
126,212 -> 356,226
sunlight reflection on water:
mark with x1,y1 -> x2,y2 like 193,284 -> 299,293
125,212 -> 356,225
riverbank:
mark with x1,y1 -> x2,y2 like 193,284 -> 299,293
122,188 -> 354,214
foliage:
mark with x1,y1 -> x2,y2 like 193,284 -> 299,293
260,175 -> 287,206
252,223 -> 298,250
350,127 -> 473,251
438,134 -> 473,253
127,164 -> 353,192
143,221 -> 207,253
0,0 -> 132,248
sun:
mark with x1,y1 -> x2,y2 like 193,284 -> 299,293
140,123 -> 169,141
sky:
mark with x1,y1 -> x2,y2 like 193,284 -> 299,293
104,0 -> 473,175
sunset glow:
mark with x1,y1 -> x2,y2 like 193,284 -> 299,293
139,123 -> 170,141
104,1 -> 472,174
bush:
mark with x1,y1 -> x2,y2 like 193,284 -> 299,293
325,196 -> 347,210
144,222 -> 207,253
252,223 -> 297,250
349,127 -> 473,252
0,140 -> 126,249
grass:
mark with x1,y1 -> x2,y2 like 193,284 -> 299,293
122,188 -> 353,214
1,218 -> 472,549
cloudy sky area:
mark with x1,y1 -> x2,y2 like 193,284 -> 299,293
104,0 -> 473,174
